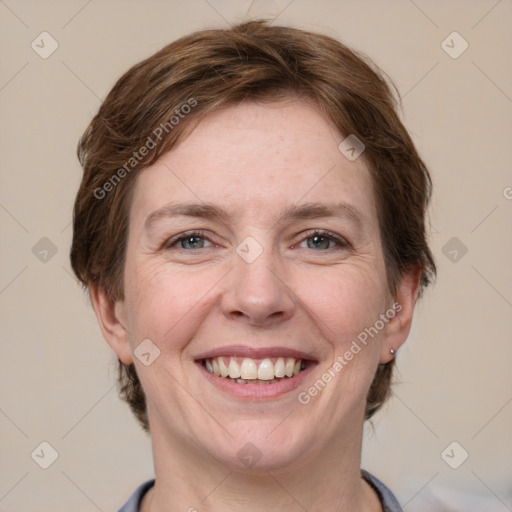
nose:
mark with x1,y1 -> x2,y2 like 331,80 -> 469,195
220,243 -> 296,327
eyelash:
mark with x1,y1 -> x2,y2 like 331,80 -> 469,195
299,230 -> 350,250
164,230 -> 350,251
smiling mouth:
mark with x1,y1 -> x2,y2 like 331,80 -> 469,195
200,356 -> 310,385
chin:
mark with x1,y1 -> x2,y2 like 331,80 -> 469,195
203,421 -> 313,472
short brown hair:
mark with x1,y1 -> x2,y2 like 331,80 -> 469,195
71,20 -> 436,431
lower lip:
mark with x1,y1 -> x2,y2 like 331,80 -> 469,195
196,361 -> 317,399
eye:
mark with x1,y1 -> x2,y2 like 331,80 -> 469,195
165,231 -> 214,250
297,230 -> 348,251
164,230 -> 348,252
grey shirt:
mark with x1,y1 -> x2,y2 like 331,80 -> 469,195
118,470 -> 403,511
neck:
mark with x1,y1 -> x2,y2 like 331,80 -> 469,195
142,415 -> 382,512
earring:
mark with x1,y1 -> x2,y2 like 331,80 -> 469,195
390,348 -> 396,356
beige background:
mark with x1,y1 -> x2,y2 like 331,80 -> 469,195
1,0 -> 511,510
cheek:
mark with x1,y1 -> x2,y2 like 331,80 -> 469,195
294,264 -> 387,348
292,267 -> 388,418
123,260 -> 217,349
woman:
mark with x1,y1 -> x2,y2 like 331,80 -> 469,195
71,20 -> 436,512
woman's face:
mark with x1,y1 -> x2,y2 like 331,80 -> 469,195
108,100 -> 410,470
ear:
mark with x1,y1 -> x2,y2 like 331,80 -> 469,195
380,267 -> 421,363
89,283 -> 133,365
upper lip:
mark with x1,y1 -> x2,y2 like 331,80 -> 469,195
194,345 -> 318,361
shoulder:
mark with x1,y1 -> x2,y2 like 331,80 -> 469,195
361,470 -> 404,512
118,480 -> 155,512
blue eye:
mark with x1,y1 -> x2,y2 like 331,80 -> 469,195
166,231 -> 213,250
298,231 -> 347,251
165,230 -> 348,252
179,236 -> 206,249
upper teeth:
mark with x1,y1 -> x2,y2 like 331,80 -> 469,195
204,356 -> 305,380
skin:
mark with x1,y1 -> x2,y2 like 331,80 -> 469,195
91,99 -> 419,511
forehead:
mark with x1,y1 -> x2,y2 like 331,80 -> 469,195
129,100 -> 378,230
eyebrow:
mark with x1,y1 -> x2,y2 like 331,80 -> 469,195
144,201 -> 364,231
